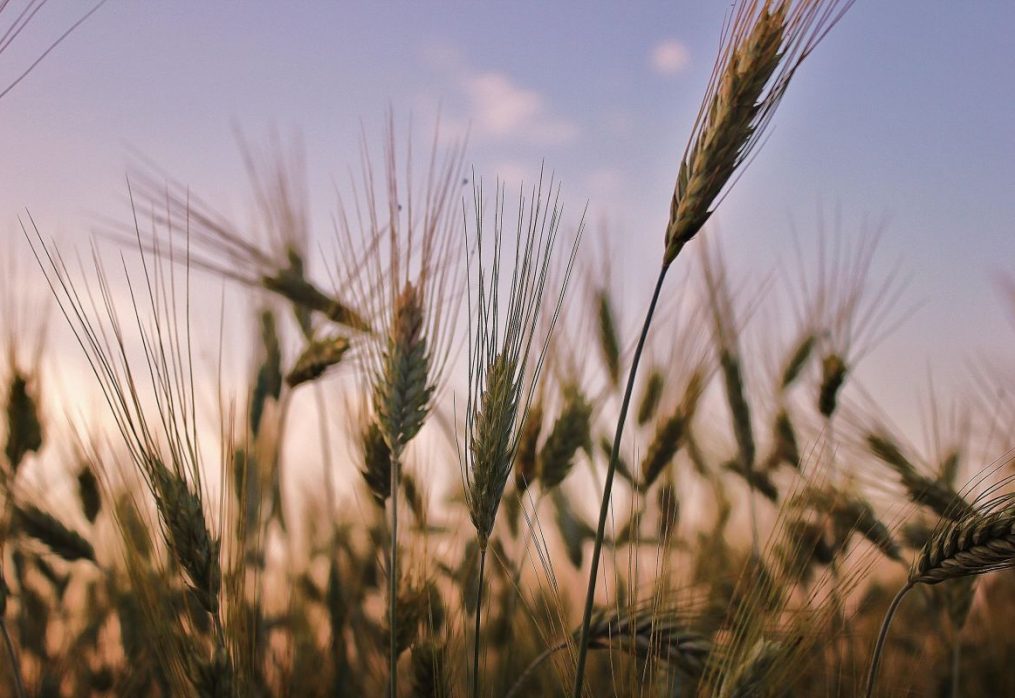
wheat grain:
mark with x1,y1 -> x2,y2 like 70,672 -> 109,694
285,334 -> 351,388
13,503 -> 95,563
537,386 -> 592,491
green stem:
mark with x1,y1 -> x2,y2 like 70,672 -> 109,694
472,545 -> 488,698
573,263 -> 670,697
864,582 -> 912,698
0,618 -> 25,698
389,451 -> 401,698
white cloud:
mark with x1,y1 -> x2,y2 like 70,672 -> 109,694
466,73 -> 541,136
417,44 -> 579,146
464,71 -> 579,145
651,40 -> 690,76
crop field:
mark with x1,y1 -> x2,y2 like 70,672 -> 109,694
1,2 -> 1014,696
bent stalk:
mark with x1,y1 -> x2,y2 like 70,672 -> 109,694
573,263 -> 670,695
506,641 -> 569,698
864,582 -> 912,698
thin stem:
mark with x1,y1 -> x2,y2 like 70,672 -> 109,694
505,640 -> 569,698
472,545 -> 488,698
389,451 -> 401,698
573,263 -> 670,697
747,482 -> 759,558
0,618 -> 25,698
864,582 -> 912,698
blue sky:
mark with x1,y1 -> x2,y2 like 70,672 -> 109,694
2,2 -> 1014,437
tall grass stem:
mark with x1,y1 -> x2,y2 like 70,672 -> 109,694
505,641 -> 568,698
573,263 -> 669,696
864,582 -> 912,698
389,452 -> 401,698
472,546 -> 488,698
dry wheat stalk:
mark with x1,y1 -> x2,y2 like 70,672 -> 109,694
0,0 -> 106,102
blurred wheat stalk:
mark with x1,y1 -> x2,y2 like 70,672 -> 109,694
7,2 -> 1015,698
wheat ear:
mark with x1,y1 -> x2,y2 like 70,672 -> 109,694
573,3 -> 853,691
866,498 -> 1015,696
462,172 -> 581,698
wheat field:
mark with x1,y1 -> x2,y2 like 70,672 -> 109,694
2,1 -> 1015,697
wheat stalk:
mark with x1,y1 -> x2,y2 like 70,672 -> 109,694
329,118 -> 465,697
27,205 -> 232,694
461,171 -> 581,698
506,604 -> 712,698
865,494 -> 1015,697
572,5 -> 855,683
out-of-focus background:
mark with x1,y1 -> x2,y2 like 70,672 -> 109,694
2,3 -> 1014,441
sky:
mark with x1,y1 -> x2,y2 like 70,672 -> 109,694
2,1 -> 1014,444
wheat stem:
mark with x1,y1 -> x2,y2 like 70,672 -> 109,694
389,450 -> 401,698
0,618 -> 25,698
574,263 -> 669,696
864,581 -> 912,698
472,545 -> 487,698
505,641 -> 568,698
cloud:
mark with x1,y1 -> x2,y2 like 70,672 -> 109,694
650,40 -> 690,76
464,71 -> 579,145
419,45 -> 578,146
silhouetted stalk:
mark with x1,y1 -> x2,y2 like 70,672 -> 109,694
505,641 -> 568,698
864,582 -> 912,698
472,546 -> 488,698
389,452 -> 401,698
573,263 -> 670,695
